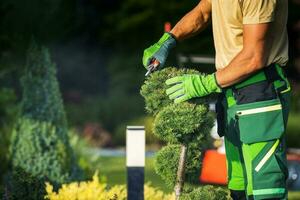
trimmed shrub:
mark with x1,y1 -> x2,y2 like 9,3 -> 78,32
180,185 -> 231,200
140,67 -> 208,115
9,41 -> 80,199
153,102 -> 214,144
141,67 -> 231,199
154,144 -> 203,187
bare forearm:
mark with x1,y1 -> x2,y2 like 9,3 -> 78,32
170,1 -> 211,41
215,23 -> 270,88
215,50 -> 266,88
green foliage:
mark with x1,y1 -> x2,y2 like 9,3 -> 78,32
153,102 -> 214,144
45,173 -> 173,200
154,144 -> 203,187
141,67 -> 229,198
154,145 -> 179,187
141,67 -> 218,194
140,67 -> 207,115
20,41 -> 67,127
9,41 -> 80,199
68,129 -> 106,181
286,113 -> 300,148
180,185 -> 231,200
0,88 -> 17,195
11,118 -> 72,182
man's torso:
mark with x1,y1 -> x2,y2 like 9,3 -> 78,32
210,0 -> 289,69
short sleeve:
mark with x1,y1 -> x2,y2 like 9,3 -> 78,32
242,0 -> 277,24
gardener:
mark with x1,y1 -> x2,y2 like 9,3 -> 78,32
142,0 -> 290,200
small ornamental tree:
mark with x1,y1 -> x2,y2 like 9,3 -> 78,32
141,67 -> 231,200
9,41 -> 80,200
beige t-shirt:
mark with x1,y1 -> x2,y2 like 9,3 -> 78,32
209,0 -> 288,69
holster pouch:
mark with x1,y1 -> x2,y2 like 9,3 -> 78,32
216,93 -> 226,137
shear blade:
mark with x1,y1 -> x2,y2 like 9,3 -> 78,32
145,64 -> 155,76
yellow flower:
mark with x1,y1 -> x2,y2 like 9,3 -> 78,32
45,172 -> 173,200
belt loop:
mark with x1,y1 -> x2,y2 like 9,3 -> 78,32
274,64 -> 286,81
225,88 -> 236,107
263,63 -> 278,83
274,64 -> 291,93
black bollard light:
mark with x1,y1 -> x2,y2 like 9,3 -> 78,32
126,126 -> 145,200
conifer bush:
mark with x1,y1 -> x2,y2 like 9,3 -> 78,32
180,185 -> 231,200
140,67 -> 207,115
9,41 -> 80,199
154,144 -> 202,187
153,103 -> 213,144
141,67 -> 231,199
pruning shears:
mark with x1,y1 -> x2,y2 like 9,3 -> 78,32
145,59 -> 160,76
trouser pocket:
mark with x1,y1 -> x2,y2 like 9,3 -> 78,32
235,98 -> 284,144
248,139 -> 287,199
235,98 -> 287,199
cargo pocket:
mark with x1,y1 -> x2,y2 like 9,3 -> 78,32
238,100 -> 288,199
250,139 -> 287,199
235,98 -> 284,144
250,139 -> 287,198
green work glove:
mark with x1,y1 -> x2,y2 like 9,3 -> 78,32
142,32 -> 176,69
166,73 -> 221,103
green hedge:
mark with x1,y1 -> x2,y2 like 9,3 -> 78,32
9,41 -> 80,199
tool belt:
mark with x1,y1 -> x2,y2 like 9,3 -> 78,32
224,63 -> 289,106
216,63 -> 290,137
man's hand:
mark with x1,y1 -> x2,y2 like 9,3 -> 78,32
165,74 -> 221,103
142,32 -> 176,69
142,0 -> 211,71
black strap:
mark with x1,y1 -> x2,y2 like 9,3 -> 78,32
263,63 -> 283,83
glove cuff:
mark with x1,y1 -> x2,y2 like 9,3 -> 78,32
166,32 -> 178,43
213,73 -> 222,93
158,32 -> 177,49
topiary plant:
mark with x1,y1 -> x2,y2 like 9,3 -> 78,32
180,185 -> 231,200
140,67 -> 208,115
153,102 -> 214,144
154,144 -> 204,187
141,67 -> 231,200
9,40 -> 80,200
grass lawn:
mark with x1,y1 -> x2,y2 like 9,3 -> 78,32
98,156 -> 300,199
290,191 -> 300,200
287,112 -> 300,148
98,156 -> 172,193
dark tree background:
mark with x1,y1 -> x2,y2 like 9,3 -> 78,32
0,0 -> 299,142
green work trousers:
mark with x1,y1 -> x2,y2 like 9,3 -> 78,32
217,68 -> 291,200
